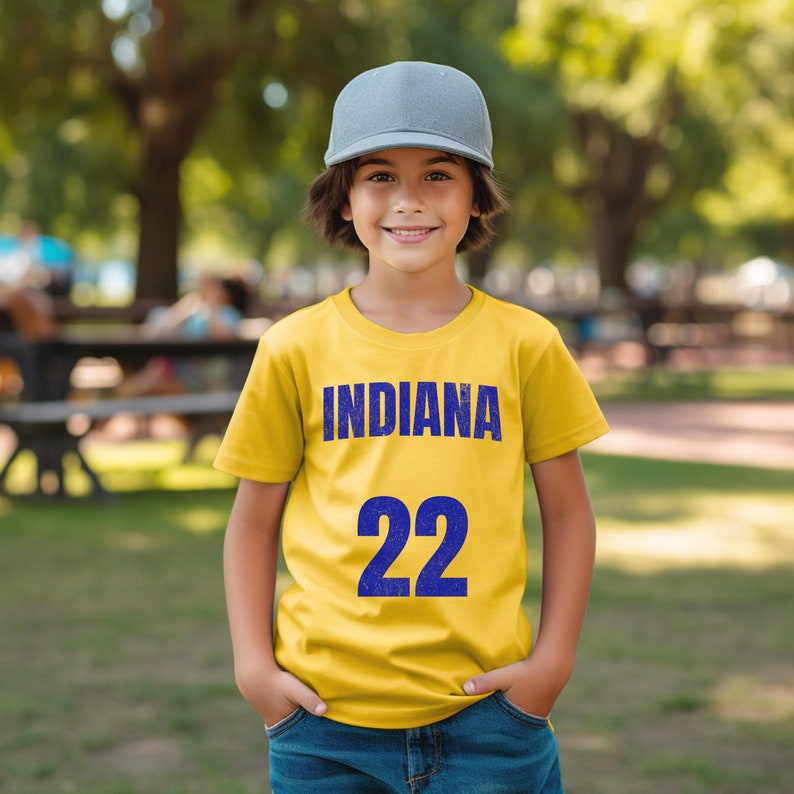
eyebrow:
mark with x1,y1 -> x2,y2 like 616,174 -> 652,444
356,153 -> 463,169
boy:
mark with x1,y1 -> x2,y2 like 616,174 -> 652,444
216,61 -> 609,792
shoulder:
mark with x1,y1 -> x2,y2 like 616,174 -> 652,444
261,293 -> 339,349
476,290 -> 560,343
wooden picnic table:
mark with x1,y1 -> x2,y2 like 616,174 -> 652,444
0,326 -> 260,498
6,326 -> 259,401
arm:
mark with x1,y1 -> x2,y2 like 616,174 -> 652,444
463,449 -> 596,716
146,293 -> 201,335
224,478 -> 327,724
205,308 -> 240,339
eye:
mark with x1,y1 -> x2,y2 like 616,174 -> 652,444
366,172 -> 394,183
426,171 -> 452,182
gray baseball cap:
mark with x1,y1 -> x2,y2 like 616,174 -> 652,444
324,61 -> 494,169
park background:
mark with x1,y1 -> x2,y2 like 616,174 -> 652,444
1,1 -> 793,792
2,0 -> 794,305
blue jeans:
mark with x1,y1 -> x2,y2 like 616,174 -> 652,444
266,692 -> 564,793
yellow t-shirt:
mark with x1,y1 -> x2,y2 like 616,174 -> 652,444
215,287 -> 608,728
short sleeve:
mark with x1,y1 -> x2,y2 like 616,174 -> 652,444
213,336 -> 305,482
522,329 -> 609,463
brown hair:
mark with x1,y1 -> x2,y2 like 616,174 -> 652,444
303,156 -> 510,254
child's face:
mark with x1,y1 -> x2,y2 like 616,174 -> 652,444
341,148 -> 480,277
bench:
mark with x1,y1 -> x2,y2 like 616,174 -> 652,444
0,390 -> 241,499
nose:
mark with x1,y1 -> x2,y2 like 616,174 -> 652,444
392,183 -> 425,213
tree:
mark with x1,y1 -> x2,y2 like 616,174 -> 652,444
503,0 -> 794,290
1,0 -> 567,298
0,1 -> 402,299
103,0 -> 397,298
1,1 -> 255,299
6,1 -> 790,303
0,4 -> 134,249
502,0 -> 698,291
689,1 -> 794,265
97,0 -> 274,299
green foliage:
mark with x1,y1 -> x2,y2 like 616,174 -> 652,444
691,3 -> 794,258
502,0 -> 794,271
0,3 -> 139,255
1,0 -> 793,294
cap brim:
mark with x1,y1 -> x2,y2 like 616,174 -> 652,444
325,131 -> 493,169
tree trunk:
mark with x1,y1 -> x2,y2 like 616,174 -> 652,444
572,110 -> 664,295
135,144 -> 182,300
587,197 -> 636,292
113,0 -> 259,301
129,75 -> 224,301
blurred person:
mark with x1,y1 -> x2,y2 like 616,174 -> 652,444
0,283 -> 57,400
5,221 -> 76,297
118,272 -> 249,397
0,283 -> 56,341
0,220 -> 72,346
0,221 -> 62,341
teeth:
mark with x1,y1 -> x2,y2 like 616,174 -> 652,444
390,228 -> 430,236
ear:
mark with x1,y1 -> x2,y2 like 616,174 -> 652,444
470,201 -> 481,219
341,204 -> 353,221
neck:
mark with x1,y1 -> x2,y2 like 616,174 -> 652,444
350,269 -> 472,334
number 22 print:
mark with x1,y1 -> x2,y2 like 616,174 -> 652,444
357,496 -> 468,597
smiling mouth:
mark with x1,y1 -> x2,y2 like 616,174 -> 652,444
386,227 -> 436,237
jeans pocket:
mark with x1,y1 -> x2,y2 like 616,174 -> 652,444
493,691 -> 550,728
264,707 -> 307,740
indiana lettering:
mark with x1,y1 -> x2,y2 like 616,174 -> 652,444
323,382 -> 502,441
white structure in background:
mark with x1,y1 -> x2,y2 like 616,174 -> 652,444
734,256 -> 793,311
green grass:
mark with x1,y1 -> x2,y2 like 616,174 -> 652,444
552,455 -> 794,794
1,437 -> 793,793
592,365 -> 794,402
0,479 -> 254,793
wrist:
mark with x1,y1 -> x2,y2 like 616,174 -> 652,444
527,645 -> 576,689
233,646 -> 278,680
234,656 -> 280,701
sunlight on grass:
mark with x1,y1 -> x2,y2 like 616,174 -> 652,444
0,450 -> 97,497
105,532 -> 168,552
88,438 -> 236,493
597,491 -> 794,571
159,466 -> 238,492
584,454 -> 794,573
175,507 -> 230,534
85,439 -> 187,468
0,438 -> 238,497
0,450 -> 42,495
712,676 -> 794,723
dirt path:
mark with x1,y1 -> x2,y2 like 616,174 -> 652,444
589,400 -> 794,471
